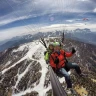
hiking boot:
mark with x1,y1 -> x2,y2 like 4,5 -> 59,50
66,88 -> 76,95
79,73 -> 87,77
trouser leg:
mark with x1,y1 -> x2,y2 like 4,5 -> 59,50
66,62 -> 81,74
59,68 -> 72,88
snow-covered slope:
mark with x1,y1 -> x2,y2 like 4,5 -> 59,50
0,41 -> 51,96
0,38 -> 96,96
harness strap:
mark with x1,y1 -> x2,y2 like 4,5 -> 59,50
50,55 -> 58,69
50,53 -> 65,68
64,52 -> 68,63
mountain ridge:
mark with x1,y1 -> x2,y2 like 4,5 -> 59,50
0,28 -> 96,52
0,37 -> 96,96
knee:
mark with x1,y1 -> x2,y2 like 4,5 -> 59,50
73,63 -> 79,68
64,74 -> 70,80
75,65 -> 80,69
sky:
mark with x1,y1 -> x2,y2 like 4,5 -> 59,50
0,0 -> 96,41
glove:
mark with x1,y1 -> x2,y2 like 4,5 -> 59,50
52,67 -> 57,72
46,60 -> 49,64
72,47 -> 76,54
54,57 -> 59,65
46,63 -> 50,69
44,51 -> 47,55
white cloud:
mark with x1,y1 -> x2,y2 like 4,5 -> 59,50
0,0 -> 96,27
0,0 -> 96,42
39,23 -> 96,32
77,0 -> 89,1
0,22 -> 96,41
0,24 -> 45,41
0,15 -> 32,26
93,8 -> 96,12
0,26 -> 28,41
66,20 -> 74,22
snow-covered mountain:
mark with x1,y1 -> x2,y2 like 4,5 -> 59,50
0,28 -> 96,52
0,37 -> 96,96
0,41 -> 49,96
68,28 -> 96,45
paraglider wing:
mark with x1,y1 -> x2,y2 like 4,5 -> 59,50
83,18 -> 89,21
83,18 -> 89,25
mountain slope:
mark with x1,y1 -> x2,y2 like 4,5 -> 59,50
0,38 -> 96,96
0,41 -> 49,96
0,28 -> 96,52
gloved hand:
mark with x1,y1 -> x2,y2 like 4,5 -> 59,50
72,47 -> 76,54
52,67 -> 57,72
54,57 -> 59,65
46,60 -> 49,64
46,63 -> 50,69
44,51 -> 47,55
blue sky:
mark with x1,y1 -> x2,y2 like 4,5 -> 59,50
0,0 -> 96,41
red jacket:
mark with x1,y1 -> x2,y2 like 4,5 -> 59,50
49,50 -> 73,69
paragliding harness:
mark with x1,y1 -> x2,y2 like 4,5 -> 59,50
40,38 -> 47,49
60,32 -> 70,72
40,38 -> 49,59
44,50 -> 53,64
40,38 -> 52,64
40,38 -> 68,96
40,33 -> 70,77
50,52 -> 70,78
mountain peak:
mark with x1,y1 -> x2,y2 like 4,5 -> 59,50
74,28 -> 91,33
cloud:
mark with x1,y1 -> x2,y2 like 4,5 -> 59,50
91,0 -> 96,3
0,0 -> 96,39
66,20 -> 74,22
0,22 -> 96,41
0,25 -> 34,41
0,0 -> 96,26
0,15 -> 32,26
0,23 -> 46,41
93,8 -> 96,12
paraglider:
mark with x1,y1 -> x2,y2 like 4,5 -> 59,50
83,18 -> 89,25
83,18 -> 89,21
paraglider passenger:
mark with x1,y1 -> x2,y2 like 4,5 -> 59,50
49,42 -> 82,90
